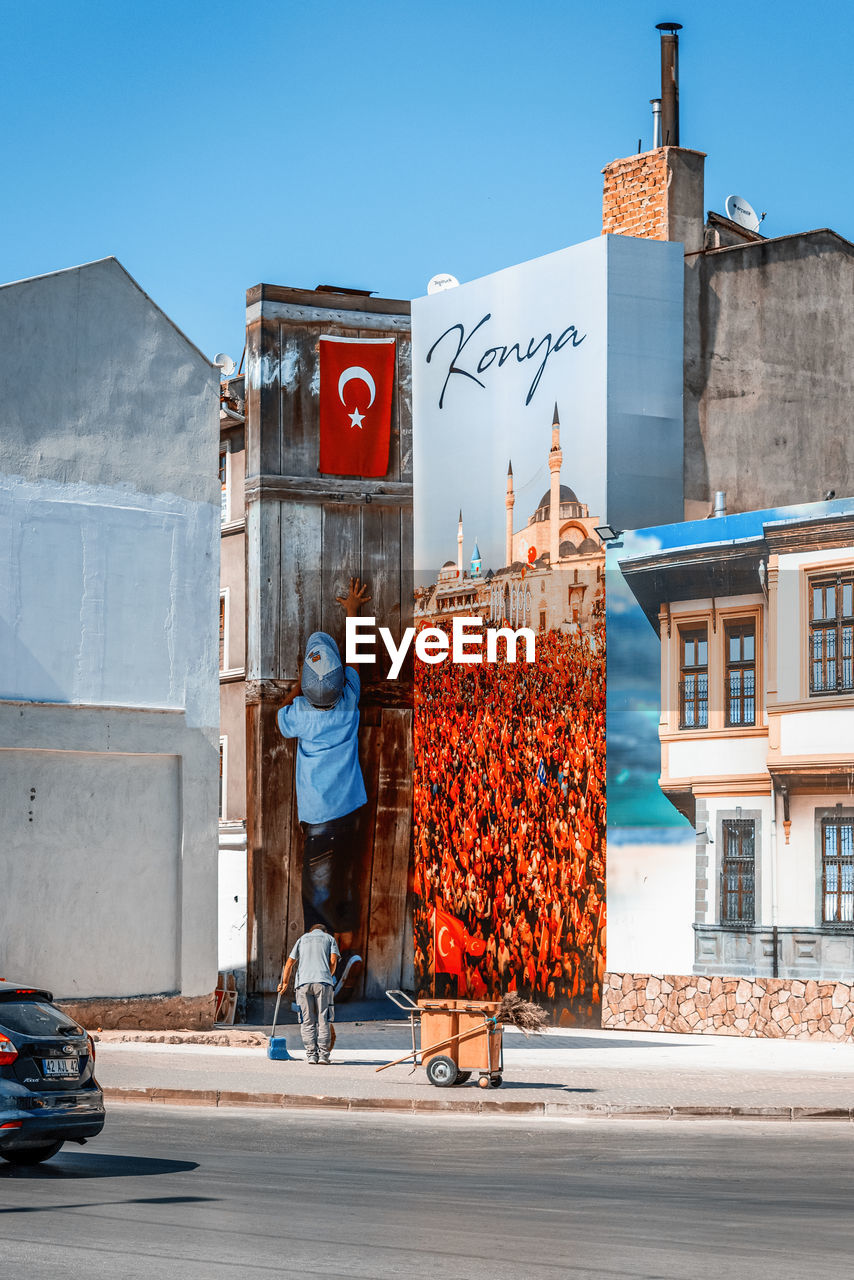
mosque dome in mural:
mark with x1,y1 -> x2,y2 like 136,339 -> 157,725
535,483 -> 578,513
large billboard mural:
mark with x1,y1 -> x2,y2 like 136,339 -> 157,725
410,235 -> 684,1021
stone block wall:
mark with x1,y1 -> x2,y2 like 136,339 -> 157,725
602,151 -> 668,239
602,972 -> 854,1042
58,992 -> 217,1032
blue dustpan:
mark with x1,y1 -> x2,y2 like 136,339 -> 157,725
268,992 -> 291,1060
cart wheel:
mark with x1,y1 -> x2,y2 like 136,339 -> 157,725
454,1071 -> 472,1085
488,1074 -> 503,1089
426,1055 -> 459,1087
478,1074 -> 490,1089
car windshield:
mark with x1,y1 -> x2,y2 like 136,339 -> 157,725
0,1001 -> 83,1037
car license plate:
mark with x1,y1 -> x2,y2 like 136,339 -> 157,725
42,1058 -> 79,1076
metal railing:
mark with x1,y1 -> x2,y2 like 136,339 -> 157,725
679,675 -> 708,729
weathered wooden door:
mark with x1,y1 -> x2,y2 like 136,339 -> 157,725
244,285 -> 413,997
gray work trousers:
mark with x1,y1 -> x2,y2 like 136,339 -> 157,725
295,982 -> 334,1059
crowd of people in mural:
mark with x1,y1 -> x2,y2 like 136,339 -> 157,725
412,610 -> 606,1024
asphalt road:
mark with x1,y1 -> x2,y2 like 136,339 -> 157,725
1,1105 -> 852,1279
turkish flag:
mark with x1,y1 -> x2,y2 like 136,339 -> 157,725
318,336 -> 396,478
464,930 -> 487,958
434,904 -> 466,977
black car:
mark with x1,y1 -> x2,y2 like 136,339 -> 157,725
0,979 -> 105,1166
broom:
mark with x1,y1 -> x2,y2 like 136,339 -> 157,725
496,992 -> 549,1035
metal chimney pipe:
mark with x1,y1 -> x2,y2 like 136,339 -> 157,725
656,22 -> 682,146
713,490 -> 727,518
650,98 -> 662,148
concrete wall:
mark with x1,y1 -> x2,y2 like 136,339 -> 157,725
0,258 -> 220,1004
685,234 -> 854,517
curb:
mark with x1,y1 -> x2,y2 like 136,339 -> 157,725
102,1088 -> 854,1122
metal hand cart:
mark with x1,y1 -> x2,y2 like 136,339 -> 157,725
378,991 -> 504,1088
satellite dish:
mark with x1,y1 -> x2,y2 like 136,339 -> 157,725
725,195 -> 761,233
427,273 -> 460,295
214,352 -> 236,377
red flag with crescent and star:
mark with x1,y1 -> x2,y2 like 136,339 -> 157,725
318,335 -> 396,478
434,904 -> 466,977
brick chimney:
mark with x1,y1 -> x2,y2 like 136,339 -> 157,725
602,146 -> 706,252
602,24 -> 706,253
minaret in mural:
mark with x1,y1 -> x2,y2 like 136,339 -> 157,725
505,461 -> 515,567
548,402 -> 562,564
457,509 -> 463,576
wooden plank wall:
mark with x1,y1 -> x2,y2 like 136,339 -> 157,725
245,289 -> 413,997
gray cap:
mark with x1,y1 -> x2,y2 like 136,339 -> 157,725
302,632 -> 345,709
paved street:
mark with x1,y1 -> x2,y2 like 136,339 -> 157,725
1,1105 -> 852,1278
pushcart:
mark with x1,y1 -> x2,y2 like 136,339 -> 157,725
378,991 -> 504,1088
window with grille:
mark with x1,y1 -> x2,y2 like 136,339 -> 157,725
720,819 -> 755,924
219,594 -> 226,670
810,574 -> 854,695
822,818 -> 853,924
725,621 -> 756,726
679,627 -> 708,728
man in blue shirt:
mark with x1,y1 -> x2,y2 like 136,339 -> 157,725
277,578 -> 369,981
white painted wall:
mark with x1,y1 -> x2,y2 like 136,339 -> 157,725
218,844 -> 248,985
780,709 -> 854,756
0,475 -> 216,720
2,749 -> 180,998
606,830 -> 696,974
669,733 -> 768,779
0,259 -> 220,1000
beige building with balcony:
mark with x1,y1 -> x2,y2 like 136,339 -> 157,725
609,505 -> 854,1040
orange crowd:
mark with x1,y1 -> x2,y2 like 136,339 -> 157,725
412,611 -> 606,1024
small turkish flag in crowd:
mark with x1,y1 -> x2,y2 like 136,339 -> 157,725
464,930 -> 487,958
318,336 -> 396,478
434,904 -> 466,977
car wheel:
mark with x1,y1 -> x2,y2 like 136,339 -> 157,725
0,1140 -> 65,1166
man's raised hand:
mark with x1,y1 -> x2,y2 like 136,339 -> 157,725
336,576 -> 372,618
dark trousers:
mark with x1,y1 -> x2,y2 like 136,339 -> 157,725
301,811 -> 361,934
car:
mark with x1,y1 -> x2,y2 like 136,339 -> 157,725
0,979 -> 105,1166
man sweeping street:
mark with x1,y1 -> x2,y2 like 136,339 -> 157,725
278,923 -> 339,1065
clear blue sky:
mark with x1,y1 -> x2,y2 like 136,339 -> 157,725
4,0 -> 853,362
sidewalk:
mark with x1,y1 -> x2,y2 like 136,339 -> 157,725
95,1022 -> 854,1120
